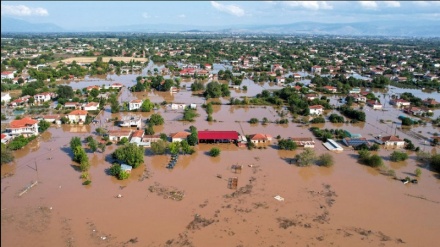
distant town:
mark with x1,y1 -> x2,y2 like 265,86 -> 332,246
1,33 -> 440,246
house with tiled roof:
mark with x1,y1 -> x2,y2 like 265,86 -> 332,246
249,133 -> 273,144
111,83 -> 123,90
34,92 -> 56,103
170,131 -> 191,142
83,102 -> 100,111
86,85 -> 101,91
1,133 -> 13,144
323,85 -> 337,93
108,129 -> 133,142
381,135 -> 405,148
6,117 -> 39,137
67,110 -> 88,123
129,99 -> 143,111
64,102 -> 81,109
8,95 -> 30,107
390,99 -> 410,108
367,100 -> 383,110
309,105 -> 324,115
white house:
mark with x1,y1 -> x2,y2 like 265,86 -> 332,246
367,100 -> 383,110
311,65 -> 322,74
67,110 -> 88,123
129,99 -> 143,111
390,99 -> 411,108
6,117 -> 39,137
83,102 -> 100,111
1,71 -> 16,80
170,132 -> 190,142
120,116 -> 142,128
34,92 -> 56,103
108,129 -> 132,142
1,92 -> 11,103
309,105 -> 324,115
381,135 -> 405,148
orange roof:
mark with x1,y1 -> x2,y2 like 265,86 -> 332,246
381,135 -> 403,142
69,110 -> 88,115
132,130 -> 144,138
250,133 -> 270,141
171,131 -> 190,139
10,117 -> 38,128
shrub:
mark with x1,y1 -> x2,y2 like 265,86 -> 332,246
318,153 -> 334,167
209,147 -> 221,157
390,151 -> 409,162
295,148 -> 316,167
414,168 -> 422,177
249,118 -> 259,124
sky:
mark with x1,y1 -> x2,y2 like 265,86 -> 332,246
1,1 -> 439,29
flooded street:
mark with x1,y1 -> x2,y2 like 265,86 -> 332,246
2,70 -> 440,247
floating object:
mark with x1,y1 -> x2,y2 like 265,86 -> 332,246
274,195 -> 285,201
117,194 -> 122,198
411,179 -> 418,184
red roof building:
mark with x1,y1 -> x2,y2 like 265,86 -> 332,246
198,131 -> 238,143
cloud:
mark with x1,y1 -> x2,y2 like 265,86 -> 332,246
178,14 -> 186,18
210,1 -> 245,17
142,12 -> 150,18
384,1 -> 400,8
283,1 -> 333,11
359,1 -> 378,9
1,4 -> 49,16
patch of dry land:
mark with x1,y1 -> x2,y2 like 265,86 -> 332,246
61,56 -> 148,63
1,76 -> 440,247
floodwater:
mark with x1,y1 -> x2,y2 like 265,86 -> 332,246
2,65 -> 440,247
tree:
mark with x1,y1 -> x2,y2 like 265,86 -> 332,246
1,143 -> 14,164
278,139 -> 297,150
112,143 -> 144,168
431,154 -> 440,173
98,142 -> 106,153
70,137 -> 82,152
182,108 -> 199,122
88,138 -> 98,153
151,139 -> 168,154
145,124 -> 155,135
295,148 -> 316,167
141,99 -> 153,112
368,154 -> 383,168
109,163 -> 121,176
79,159 -> 90,172
390,151 -> 409,162
169,142 -> 180,155
318,153 -> 334,167
180,140 -> 194,154
149,113 -> 164,125
38,120 -> 51,132
73,145 -> 88,163
204,81 -> 222,99
90,88 -> 100,98
209,147 -> 221,157
57,85 -> 74,99
401,117 -> 413,126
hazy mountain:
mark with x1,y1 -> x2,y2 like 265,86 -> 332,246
1,17 -> 64,33
2,17 -> 439,37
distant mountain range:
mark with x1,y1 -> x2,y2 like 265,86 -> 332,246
2,17 -> 439,37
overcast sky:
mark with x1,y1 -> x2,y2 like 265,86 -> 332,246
1,1 -> 439,29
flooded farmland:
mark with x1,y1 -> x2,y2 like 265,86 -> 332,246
2,68 -> 440,247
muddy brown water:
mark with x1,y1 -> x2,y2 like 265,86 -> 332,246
2,72 -> 440,246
